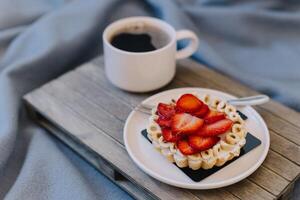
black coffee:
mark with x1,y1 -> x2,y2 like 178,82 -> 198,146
110,25 -> 170,53
111,33 -> 156,52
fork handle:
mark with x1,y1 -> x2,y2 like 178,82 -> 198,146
227,95 -> 269,106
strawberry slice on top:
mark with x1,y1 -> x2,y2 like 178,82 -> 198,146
177,139 -> 197,155
162,128 -> 180,142
197,119 -> 233,137
188,135 -> 220,151
204,110 -> 226,124
176,94 -> 203,113
157,103 -> 175,119
194,103 -> 209,118
156,117 -> 172,128
172,113 -> 204,134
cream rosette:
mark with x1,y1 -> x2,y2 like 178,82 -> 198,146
146,94 -> 247,170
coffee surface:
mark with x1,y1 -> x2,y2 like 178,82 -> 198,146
110,24 -> 170,53
111,33 -> 156,52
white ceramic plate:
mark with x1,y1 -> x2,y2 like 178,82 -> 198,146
124,88 -> 270,189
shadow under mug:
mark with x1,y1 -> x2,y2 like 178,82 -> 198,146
103,16 -> 199,92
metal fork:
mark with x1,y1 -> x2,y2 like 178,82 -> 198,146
134,95 -> 269,115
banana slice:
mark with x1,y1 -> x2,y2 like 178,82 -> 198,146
225,132 -> 241,145
174,150 -> 188,168
152,140 -> 161,151
228,112 -> 240,122
187,153 -> 202,170
213,144 -> 230,166
211,98 -> 221,108
232,123 -> 246,138
216,101 -> 226,112
161,148 -> 175,163
202,94 -> 211,104
225,104 -> 236,115
201,149 -> 217,169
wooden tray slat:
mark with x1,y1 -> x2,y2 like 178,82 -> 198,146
257,108 -> 300,145
248,166 -> 289,195
45,80 -> 125,144
263,150 -> 300,181
23,57 -> 300,200
269,131 -> 300,165
58,71 -> 132,121
225,179 -> 274,200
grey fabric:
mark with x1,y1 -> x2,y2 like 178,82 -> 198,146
0,0 -> 299,199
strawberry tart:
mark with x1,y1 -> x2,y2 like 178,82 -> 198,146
146,93 -> 247,170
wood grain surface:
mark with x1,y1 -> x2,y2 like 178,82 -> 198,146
24,57 -> 300,200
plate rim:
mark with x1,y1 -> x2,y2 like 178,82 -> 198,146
123,87 -> 270,189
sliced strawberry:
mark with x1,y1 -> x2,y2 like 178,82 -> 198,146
197,119 -> 233,137
172,113 -> 204,134
162,128 -> 179,142
157,103 -> 175,119
176,94 -> 203,113
177,139 -> 197,155
156,117 -> 172,128
188,135 -> 220,151
204,110 -> 226,124
194,104 -> 209,118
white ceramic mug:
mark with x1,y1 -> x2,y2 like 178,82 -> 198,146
103,17 -> 199,92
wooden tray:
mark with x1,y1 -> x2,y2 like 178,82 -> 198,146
23,57 -> 300,200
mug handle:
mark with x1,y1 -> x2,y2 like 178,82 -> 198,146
175,30 -> 199,60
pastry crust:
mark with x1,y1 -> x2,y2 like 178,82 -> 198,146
147,94 -> 247,170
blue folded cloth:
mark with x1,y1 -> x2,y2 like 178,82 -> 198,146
0,0 -> 299,199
